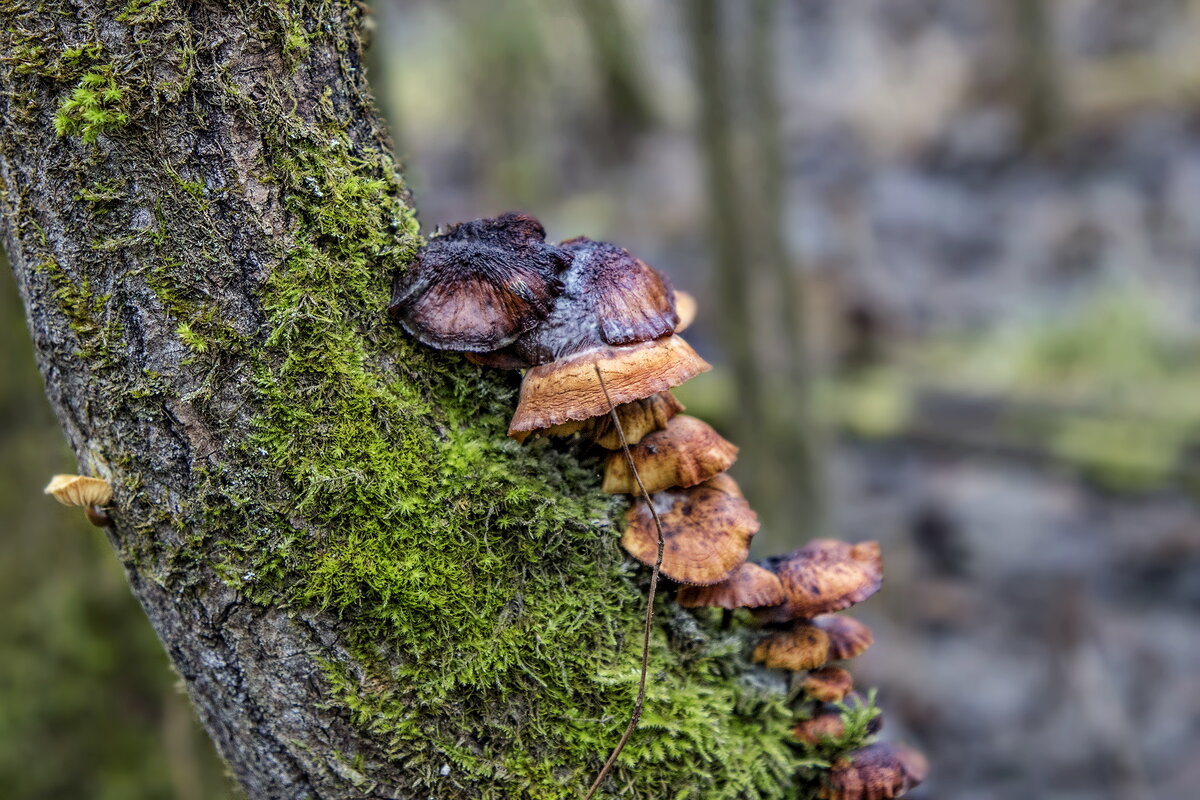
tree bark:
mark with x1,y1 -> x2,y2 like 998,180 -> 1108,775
0,1 -> 809,798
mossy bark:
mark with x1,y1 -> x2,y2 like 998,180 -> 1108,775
0,2 -> 821,798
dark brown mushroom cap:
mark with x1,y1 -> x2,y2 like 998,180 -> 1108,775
388,212 -> 570,352
814,614 -> 875,661
602,415 -> 738,494
802,667 -> 854,703
756,539 -> 884,622
820,742 -> 928,800
508,335 -> 710,435
752,622 -> 831,671
620,476 -> 759,586
676,562 -> 785,609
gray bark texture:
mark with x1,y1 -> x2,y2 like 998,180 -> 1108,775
0,2 -> 835,798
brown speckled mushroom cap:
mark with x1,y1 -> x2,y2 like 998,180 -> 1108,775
508,335 -> 710,436
802,667 -> 855,703
512,391 -> 684,446
602,415 -> 738,494
757,539 -> 883,622
814,614 -> 875,661
676,562 -> 785,609
389,212 -> 569,352
819,742 -> 928,800
751,622 -> 830,671
44,474 -> 112,508
620,475 -> 759,586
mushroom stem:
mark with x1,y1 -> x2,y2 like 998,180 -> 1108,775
583,365 -> 666,800
84,506 -> 112,528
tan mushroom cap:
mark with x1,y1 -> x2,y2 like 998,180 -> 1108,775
676,562 -> 785,609
602,415 -> 738,494
793,699 -> 883,746
815,614 -> 875,661
620,476 -> 759,586
508,335 -> 710,436
802,666 -> 854,703
752,622 -> 830,671
513,391 -> 684,446
757,539 -> 883,622
44,475 -> 112,508
819,742 -> 928,800
674,290 -> 697,333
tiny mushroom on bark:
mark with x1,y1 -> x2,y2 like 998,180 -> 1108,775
620,475 -> 759,585
815,614 -> 875,662
819,742 -> 928,800
388,212 -> 570,352
676,562 -> 786,609
44,474 -> 113,527
752,622 -> 831,671
512,391 -> 684,447
792,701 -> 883,746
756,539 -> 884,623
601,415 -> 738,494
802,666 -> 855,703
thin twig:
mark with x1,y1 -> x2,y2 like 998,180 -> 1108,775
583,366 -> 666,800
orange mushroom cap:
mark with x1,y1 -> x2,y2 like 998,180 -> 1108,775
389,213 -> 569,352
752,622 -> 831,671
512,391 -> 684,446
676,562 -> 786,609
792,697 -> 883,746
814,614 -> 875,661
802,667 -> 855,703
508,335 -> 710,436
602,415 -> 738,494
757,539 -> 883,622
620,475 -> 759,586
819,742 -> 928,800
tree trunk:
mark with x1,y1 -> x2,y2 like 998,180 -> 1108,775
0,1 -> 803,798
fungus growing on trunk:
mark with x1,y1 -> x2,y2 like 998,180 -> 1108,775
814,614 -> 875,661
388,212 -> 570,352
752,621 -> 831,671
757,540 -> 884,622
44,474 -> 114,527
601,414 -> 738,494
802,666 -> 855,703
675,561 -> 786,609
620,475 -> 758,585
819,742 -> 928,800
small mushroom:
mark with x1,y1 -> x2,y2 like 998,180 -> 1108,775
674,290 -> 696,333
601,415 -> 738,494
676,562 -> 785,609
620,475 -> 759,585
752,622 -> 830,671
819,742 -> 928,800
44,474 -> 113,527
814,614 -> 874,661
389,212 -> 570,352
792,698 -> 883,746
757,540 -> 883,622
802,667 -> 854,703
508,335 -> 710,436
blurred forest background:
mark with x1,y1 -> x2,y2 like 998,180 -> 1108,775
4,1 -> 1199,798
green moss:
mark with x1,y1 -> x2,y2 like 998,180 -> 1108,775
54,67 -> 129,143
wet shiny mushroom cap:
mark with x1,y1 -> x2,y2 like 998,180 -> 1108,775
508,335 -> 710,436
819,742 -> 928,800
814,614 -> 875,661
802,667 -> 855,703
602,415 -> 738,494
757,539 -> 884,622
620,475 -> 759,586
388,212 -> 570,352
676,562 -> 785,609
752,622 -> 831,671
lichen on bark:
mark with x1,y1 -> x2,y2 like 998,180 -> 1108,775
0,1 -> 851,797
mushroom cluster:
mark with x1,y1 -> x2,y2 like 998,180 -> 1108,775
391,213 -> 925,800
